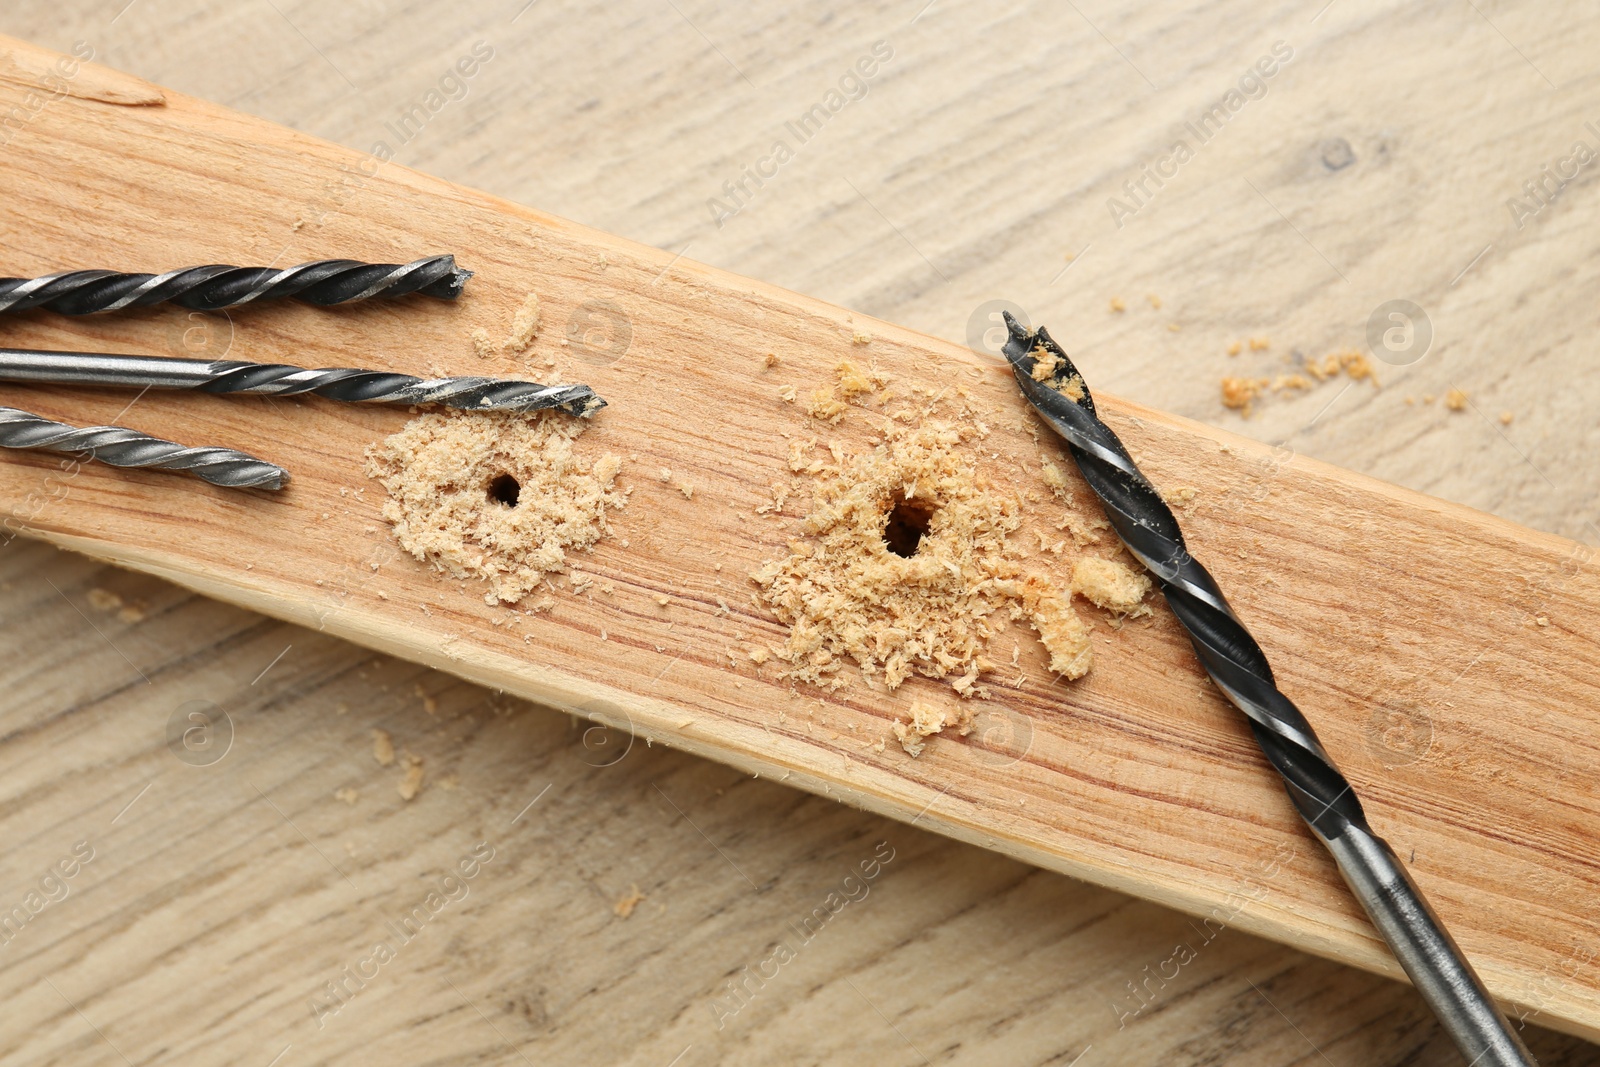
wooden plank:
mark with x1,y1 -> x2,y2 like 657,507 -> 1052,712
0,33 -> 1597,1043
5,541 -> 1596,1066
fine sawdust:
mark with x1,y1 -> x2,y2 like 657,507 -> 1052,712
471,327 -> 495,359
365,411 -> 626,604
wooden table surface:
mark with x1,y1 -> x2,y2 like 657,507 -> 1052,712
1,2 -> 1596,1065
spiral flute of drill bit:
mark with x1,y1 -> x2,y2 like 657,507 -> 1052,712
0,255 -> 471,315
0,349 -> 605,418
1000,314 -> 1533,1067
0,406 -> 286,489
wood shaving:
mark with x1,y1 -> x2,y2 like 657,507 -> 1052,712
1030,349 -> 1062,381
807,387 -> 849,423
892,699 -> 975,757
334,787 -> 359,805
1339,350 -> 1376,382
1039,458 -> 1071,500
613,884 -> 647,918
365,412 -> 626,604
397,754 -> 424,801
835,360 -> 884,398
1071,557 -> 1152,614
1110,297 -> 1126,312
1445,388 -> 1468,412
1227,341 -> 1242,356
1221,376 -> 1268,415
1021,577 -> 1092,679
850,330 -> 873,345
372,729 -> 395,767
502,293 -> 541,353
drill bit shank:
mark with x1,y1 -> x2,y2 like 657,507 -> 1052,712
0,406 -> 285,489
0,255 -> 471,315
0,349 -> 604,418
1001,314 -> 1534,1067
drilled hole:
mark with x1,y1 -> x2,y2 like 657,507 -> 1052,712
882,492 -> 935,558
487,473 -> 521,507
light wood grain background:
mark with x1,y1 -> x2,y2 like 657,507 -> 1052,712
0,2 -> 1596,1065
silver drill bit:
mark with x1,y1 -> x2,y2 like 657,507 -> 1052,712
0,255 -> 471,315
0,349 -> 605,418
1001,314 -> 1535,1067
0,406 -> 286,489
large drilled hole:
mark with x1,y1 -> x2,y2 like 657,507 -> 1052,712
882,492 -> 935,558
487,473 -> 521,507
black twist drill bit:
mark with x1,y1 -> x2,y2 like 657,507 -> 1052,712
0,349 -> 605,418
1000,314 -> 1534,1067
0,406 -> 286,489
0,255 -> 471,315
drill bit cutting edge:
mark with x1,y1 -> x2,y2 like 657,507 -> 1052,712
0,349 -> 605,418
1000,314 -> 1535,1067
0,255 -> 471,314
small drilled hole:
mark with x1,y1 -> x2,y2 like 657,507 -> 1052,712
882,493 -> 935,558
487,473 -> 521,507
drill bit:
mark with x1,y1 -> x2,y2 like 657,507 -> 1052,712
0,255 -> 471,315
0,349 -> 605,418
0,406 -> 286,489
1001,314 -> 1535,1067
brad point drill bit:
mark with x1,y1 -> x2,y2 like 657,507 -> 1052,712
0,349 -> 605,418
0,406 -> 286,489
1000,314 -> 1534,1067
0,255 -> 471,315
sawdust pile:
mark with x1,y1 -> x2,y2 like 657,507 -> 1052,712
365,411 -> 626,604
752,415 -> 1113,696
753,420 -> 1026,692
